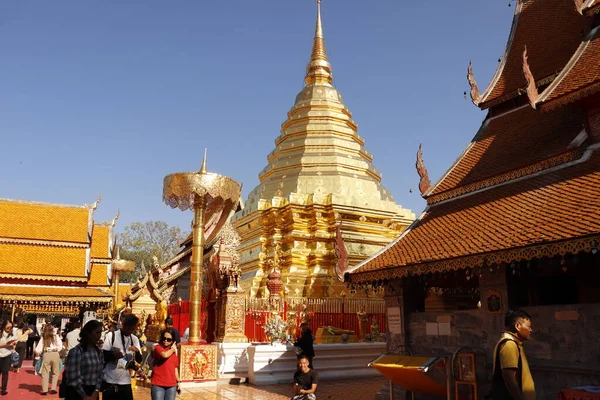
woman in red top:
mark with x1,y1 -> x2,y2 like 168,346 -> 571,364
151,329 -> 180,400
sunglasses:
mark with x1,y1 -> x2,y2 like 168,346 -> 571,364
162,338 -> 174,342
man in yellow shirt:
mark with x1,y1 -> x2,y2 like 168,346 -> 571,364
491,309 -> 535,400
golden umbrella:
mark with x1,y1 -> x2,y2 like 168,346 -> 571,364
163,151 -> 241,344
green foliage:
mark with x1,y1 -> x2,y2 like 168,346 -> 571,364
117,221 -> 188,283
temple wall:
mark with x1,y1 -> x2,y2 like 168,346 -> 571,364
382,266 -> 600,399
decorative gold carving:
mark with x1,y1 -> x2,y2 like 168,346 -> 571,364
179,344 -> 218,382
349,235 -> 600,284
334,223 -> 348,281
220,289 -> 248,343
416,144 -> 431,196
467,61 -> 481,105
427,149 -> 581,204
522,46 -> 539,109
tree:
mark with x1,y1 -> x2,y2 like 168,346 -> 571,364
117,221 -> 188,283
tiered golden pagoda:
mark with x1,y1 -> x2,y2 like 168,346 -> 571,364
232,0 -> 414,299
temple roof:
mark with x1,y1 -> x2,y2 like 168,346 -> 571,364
349,144 -> 600,283
88,263 -> 110,286
427,105 -> 585,200
91,224 -> 113,259
536,26 -> 600,110
0,285 -> 112,303
0,244 -> 89,281
477,0 -> 590,109
0,198 -> 92,244
0,197 -> 119,284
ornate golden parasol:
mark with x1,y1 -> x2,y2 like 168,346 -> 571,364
163,150 -> 241,344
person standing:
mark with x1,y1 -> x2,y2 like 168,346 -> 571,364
102,314 -> 143,400
151,329 -> 180,400
26,321 -> 38,359
294,323 -> 315,369
66,322 -> 82,355
291,355 -> 318,400
35,323 -> 63,395
0,321 -> 17,396
491,309 -> 536,400
164,318 -> 180,345
63,320 -> 104,400
14,321 -> 32,373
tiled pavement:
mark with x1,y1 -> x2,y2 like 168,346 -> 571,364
134,376 -> 388,400
10,359 -> 387,400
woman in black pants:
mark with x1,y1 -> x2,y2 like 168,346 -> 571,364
0,320 -> 17,396
14,321 -> 32,373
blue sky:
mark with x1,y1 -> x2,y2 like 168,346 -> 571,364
0,1 -> 514,234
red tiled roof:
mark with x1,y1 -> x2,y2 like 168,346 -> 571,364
539,26 -> 600,109
479,0 -> 590,109
350,147 -> 600,279
428,105 -> 585,197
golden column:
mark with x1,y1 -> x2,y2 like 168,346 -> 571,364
163,153 -> 241,345
112,246 -> 136,312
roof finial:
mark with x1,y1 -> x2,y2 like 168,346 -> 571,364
111,209 -> 120,227
467,61 -> 482,106
200,148 -> 208,174
91,193 -> 102,210
305,0 -> 333,86
522,46 -> 539,109
416,144 -> 431,197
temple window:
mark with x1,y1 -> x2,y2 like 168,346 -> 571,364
506,251 -> 600,308
404,272 -> 480,313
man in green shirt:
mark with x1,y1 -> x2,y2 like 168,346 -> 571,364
492,309 -> 536,400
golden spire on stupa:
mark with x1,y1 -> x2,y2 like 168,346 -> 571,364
233,0 -> 414,299
305,0 -> 332,86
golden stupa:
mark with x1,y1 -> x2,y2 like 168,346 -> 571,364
232,0 -> 414,299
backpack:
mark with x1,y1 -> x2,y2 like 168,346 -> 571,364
490,337 -> 522,400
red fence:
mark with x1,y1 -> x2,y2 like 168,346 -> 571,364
168,298 -> 386,343
167,300 -> 207,335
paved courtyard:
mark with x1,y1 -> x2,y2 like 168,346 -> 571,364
9,359 -> 388,400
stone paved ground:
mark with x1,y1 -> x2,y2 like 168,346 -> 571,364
134,376 -> 388,400
10,359 -> 388,400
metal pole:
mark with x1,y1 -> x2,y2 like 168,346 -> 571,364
188,199 -> 206,344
